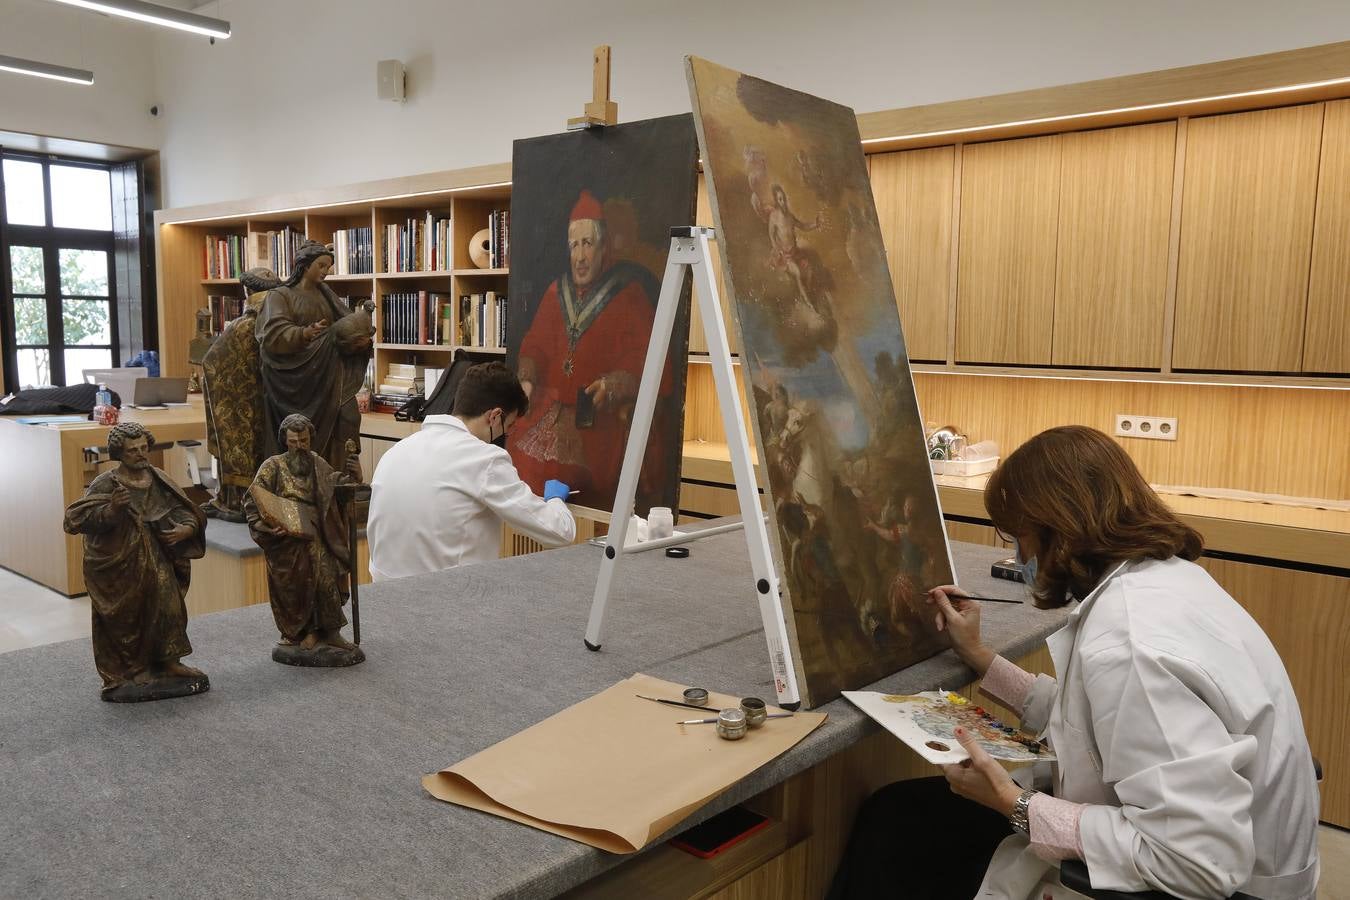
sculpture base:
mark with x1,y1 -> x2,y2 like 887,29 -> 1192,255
101,674 -> 211,703
271,643 -> 366,667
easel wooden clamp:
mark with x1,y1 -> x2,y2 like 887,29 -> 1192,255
567,45 -> 620,130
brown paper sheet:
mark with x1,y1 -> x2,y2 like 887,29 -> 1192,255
421,673 -> 826,853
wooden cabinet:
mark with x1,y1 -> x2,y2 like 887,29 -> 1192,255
1198,557 -> 1350,828
956,134 -> 1061,365
870,147 -> 954,362
1173,104 -> 1323,372
1053,123 -> 1176,368
1305,98 -> 1350,374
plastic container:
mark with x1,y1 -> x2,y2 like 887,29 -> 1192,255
93,383 -> 119,426
647,507 -> 674,540
930,455 -> 998,477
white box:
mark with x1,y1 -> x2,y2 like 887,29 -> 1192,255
930,455 -> 999,477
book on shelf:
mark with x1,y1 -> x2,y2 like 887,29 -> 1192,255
206,294 -> 244,334
454,292 -> 509,350
487,208 -> 510,269
333,226 -> 374,275
380,290 -> 457,345
381,213 -> 451,273
248,226 -> 304,279
203,234 -> 246,279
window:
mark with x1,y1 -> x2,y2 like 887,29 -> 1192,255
1,153 -> 119,388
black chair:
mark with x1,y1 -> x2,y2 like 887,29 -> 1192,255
1058,756 -> 1322,900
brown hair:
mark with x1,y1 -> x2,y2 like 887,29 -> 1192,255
985,425 -> 1202,608
453,362 -> 529,419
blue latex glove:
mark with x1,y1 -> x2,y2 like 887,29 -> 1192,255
544,479 -> 570,502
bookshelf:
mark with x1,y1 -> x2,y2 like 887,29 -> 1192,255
154,170 -> 514,407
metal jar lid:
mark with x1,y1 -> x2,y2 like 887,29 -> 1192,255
682,687 -> 710,707
740,696 -> 768,728
716,707 -> 748,740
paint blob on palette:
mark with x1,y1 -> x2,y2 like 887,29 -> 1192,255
842,690 -> 1055,765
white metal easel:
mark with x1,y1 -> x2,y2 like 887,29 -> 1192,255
584,226 -> 801,709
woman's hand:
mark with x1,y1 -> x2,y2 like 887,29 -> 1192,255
941,727 -> 1025,817
927,586 -> 993,676
301,319 -> 329,343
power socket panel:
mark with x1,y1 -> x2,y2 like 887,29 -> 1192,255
1115,414 -> 1178,441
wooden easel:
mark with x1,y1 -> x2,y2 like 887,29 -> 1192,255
568,45 -> 620,130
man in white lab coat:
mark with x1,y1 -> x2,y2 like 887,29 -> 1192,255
367,362 -> 575,581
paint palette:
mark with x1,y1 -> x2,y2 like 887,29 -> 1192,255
842,690 -> 1054,765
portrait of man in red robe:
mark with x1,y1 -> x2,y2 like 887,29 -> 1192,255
506,116 -> 698,515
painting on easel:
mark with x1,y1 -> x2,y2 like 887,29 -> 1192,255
505,115 -> 698,515
687,57 -> 954,706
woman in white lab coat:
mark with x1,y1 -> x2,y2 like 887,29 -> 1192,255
830,426 -> 1320,900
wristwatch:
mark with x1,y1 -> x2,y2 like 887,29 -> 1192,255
1009,788 -> 1037,836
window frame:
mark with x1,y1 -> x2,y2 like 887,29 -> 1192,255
2,151 -> 120,390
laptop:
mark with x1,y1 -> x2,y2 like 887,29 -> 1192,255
83,368 -> 146,406
130,377 -> 189,409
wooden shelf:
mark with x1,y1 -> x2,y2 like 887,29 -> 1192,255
326,273 -> 375,282
375,343 -> 457,351
375,270 -> 454,279
374,343 -> 505,354
201,278 -> 239,285
452,267 -> 509,276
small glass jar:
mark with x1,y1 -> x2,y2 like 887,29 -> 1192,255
648,506 -> 674,540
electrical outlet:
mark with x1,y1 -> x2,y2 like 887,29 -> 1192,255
1114,414 -> 1178,441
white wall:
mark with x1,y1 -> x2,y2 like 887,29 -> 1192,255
61,0 -> 1350,207
0,0 -> 162,153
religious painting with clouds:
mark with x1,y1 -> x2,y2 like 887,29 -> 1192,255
687,57 -> 954,706
505,115 -> 698,516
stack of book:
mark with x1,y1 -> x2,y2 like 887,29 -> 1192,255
206,294 -> 244,333
382,212 -> 452,273
456,292 -> 509,349
374,362 -> 424,409
332,227 -> 374,274
204,234 -> 246,279
248,227 -> 305,279
380,290 -> 455,346
487,208 -> 510,268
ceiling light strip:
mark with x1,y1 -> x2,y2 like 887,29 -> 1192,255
861,75 -> 1350,145
0,53 -> 94,85
46,0 -> 231,39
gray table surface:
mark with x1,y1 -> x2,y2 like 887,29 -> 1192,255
0,522 -> 1067,900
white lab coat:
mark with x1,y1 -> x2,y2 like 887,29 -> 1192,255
977,557 -> 1320,900
366,415 -> 575,581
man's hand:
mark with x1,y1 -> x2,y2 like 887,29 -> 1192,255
543,479 -> 571,502
585,378 -> 607,409
344,453 -> 363,483
162,523 -> 195,546
302,319 -> 330,342
941,727 -> 1025,817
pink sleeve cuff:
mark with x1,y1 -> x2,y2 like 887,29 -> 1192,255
978,654 -> 1036,714
1028,793 -> 1085,862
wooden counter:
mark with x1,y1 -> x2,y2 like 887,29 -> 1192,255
0,400 -> 209,596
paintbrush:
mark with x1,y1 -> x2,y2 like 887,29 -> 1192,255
939,592 -> 1023,605
678,713 -> 794,725
636,694 -> 713,711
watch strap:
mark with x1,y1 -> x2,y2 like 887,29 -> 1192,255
1009,788 -> 1037,836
